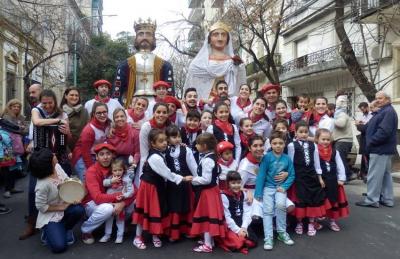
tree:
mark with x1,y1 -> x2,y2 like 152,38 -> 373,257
73,34 -> 129,100
334,0 -> 399,102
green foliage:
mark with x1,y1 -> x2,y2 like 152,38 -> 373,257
71,33 -> 130,101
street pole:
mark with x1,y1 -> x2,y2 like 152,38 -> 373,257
72,15 -> 116,86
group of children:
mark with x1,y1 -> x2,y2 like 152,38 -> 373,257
96,92 -> 349,253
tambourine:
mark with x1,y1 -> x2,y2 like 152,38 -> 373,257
58,178 -> 85,203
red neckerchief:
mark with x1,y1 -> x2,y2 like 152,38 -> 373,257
149,117 -> 168,129
236,98 -> 251,110
248,110 -> 264,123
222,189 -> 242,200
218,157 -> 234,167
246,152 -> 260,164
90,117 -> 109,131
313,111 -> 326,125
94,95 -> 110,103
240,132 -> 255,147
267,104 -> 275,112
214,119 -> 233,135
113,123 -> 129,141
185,126 -> 200,134
169,113 -> 177,124
127,109 -> 144,122
318,143 -> 332,161
94,162 -> 111,178
155,96 -> 165,103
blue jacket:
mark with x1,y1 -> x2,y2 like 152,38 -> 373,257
254,151 -> 295,199
366,103 -> 398,155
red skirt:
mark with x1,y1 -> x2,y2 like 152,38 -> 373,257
132,181 -> 170,235
287,185 -> 331,219
326,185 -> 350,220
168,190 -> 195,240
190,186 -> 226,237
216,230 -> 256,254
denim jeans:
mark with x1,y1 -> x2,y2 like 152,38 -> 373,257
42,204 -> 85,253
262,187 -> 287,240
74,157 -> 87,182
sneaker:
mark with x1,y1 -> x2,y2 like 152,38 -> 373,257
82,233 -> 95,244
193,244 -> 212,253
329,221 -> 341,232
66,230 -> 75,245
0,206 -> 12,215
3,191 -> 11,199
133,236 -> 146,250
99,234 -> 111,243
115,235 -> 123,244
263,237 -> 274,250
277,232 -> 294,245
152,236 -> 162,248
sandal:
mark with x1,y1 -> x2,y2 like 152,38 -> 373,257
152,236 -> 162,248
329,221 -> 341,232
295,223 -> 303,235
133,237 -> 147,250
307,223 -> 316,236
193,244 -> 212,253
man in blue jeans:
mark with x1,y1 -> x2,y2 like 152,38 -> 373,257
356,91 -> 398,208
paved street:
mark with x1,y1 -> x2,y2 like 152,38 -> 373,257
1,178 -> 399,259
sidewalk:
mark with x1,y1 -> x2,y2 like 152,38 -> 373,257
393,172 -> 400,183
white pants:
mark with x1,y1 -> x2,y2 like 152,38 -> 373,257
81,201 -> 114,234
104,216 -> 125,237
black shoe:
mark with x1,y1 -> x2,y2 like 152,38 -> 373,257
355,201 -> 379,208
10,189 -> 24,194
379,201 -> 394,208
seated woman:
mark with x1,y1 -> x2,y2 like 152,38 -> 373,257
107,108 -> 140,167
31,148 -> 85,253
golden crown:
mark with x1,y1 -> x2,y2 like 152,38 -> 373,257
209,21 -> 231,33
134,18 -> 157,33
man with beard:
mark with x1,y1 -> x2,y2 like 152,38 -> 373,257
112,18 -> 174,108
84,79 -> 123,120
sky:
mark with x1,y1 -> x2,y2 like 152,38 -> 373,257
102,0 -> 190,57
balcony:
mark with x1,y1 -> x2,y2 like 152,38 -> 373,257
246,54 -> 282,76
188,8 -> 205,23
279,43 -> 364,82
188,0 -> 204,8
352,0 -> 400,22
188,26 -> 205,42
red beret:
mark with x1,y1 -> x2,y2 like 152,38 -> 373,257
93,143 -> 116,154
164,96 -> 181,109
217,141 -> 234,154
153,81 -> 171,90
259,83 -> 281,94
93,79 -> 112,89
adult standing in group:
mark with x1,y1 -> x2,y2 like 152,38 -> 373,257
230,84 -> 253,125
81,143 -> 133,244
107,108 -> 140,167
136,103 -> 170,187
60,87 -> 89,151
112,18 -> 174,108
356,91 -> 398,208
184,21 -> 246,101
126,96 -> 149,129
309,96 -> 334,136
246,96 -> 272,139
72,102 -> 111,182
85,80 -> 123,120
332,93 -> 356,181
258,83 -> 281,120
355,102 -> 373,181
19,83 -> 43,240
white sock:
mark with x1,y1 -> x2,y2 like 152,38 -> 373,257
135,224 -> 143,237
204,232 -> 212,247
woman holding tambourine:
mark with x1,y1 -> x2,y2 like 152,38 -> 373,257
31,148 -> 84,254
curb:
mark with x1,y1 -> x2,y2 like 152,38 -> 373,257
393,172 -> 400,184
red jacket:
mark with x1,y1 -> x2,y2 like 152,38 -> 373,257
106,125 -> 140,164
82,162 -> 134,206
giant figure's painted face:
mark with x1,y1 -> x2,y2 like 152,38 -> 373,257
134,29 -> 156,51
208,29 -> 229,51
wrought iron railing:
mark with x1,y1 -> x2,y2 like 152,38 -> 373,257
351,0 -> 400,19
280,43 -> 364,74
